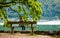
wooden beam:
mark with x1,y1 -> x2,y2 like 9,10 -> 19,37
7,21 -> 36,24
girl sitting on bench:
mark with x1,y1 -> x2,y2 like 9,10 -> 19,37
19,17 -> 25,31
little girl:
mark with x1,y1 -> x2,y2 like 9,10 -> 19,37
19,17 -> 25,31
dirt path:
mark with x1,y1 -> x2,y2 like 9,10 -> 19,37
0,33 -> 54,38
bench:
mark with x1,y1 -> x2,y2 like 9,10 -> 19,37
7,21 -> 36,35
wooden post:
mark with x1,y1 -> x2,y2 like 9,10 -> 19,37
11,27 -> 14,34
11,24 -> 14,34
31,24 -> 34,35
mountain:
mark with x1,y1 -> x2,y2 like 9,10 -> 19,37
6,0 -> 60,20
39,0 -> 60,20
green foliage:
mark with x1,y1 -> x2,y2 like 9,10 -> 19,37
0,9 -> 8,20
3,20 -> 10,27
0,0 -> 42,27
3,20 -> 12,28
3,18 -> 13,28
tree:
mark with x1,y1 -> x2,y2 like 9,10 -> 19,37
0,0 -> 42,27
